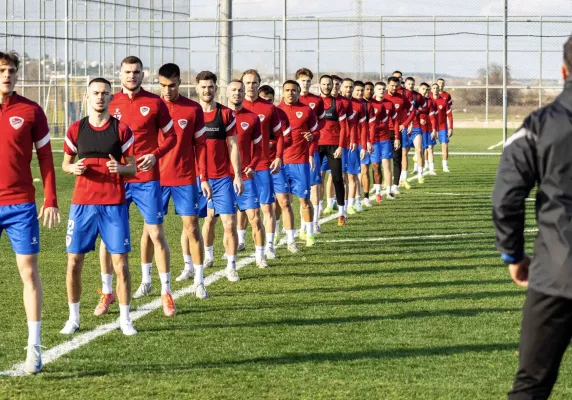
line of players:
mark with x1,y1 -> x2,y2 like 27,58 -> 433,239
0,50 -> 453,374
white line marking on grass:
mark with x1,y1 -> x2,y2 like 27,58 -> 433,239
0,213 -> 337,376
487,140 -> 504,150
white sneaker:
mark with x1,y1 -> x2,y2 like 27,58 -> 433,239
287,242 -> 300,253
194,283 -> 208,299
428,170 -> 437,176
354,201 -> 364,213
362,198 -> 372,207
120,320 -> 138,336
176,269 -> 194,282
265,247 -> 277,259
205,258 -> 214,268
391,185 -> 401,195
443,166 -> 451,173
24,345 -> 43,375
133,282 -> 152,299
386,192 -> 396,200
226,268 -> 240,282
256,259 -> 269,269
60,320 -> 80,335
237,243 -> 246,252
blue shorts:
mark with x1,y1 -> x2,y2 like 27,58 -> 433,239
342,148 -> 360,175
401,128 -> 413,149
411,127 -> 423,142
359,145 -> 371,165
125,181 -> 164,225
196,178 -> 208,218
272,167 -> 290,195
310,152 -> 322,186
284,163 -> 311,199
0,203 -> 40,255
235,179 -> 260,211
254,170 -> 275,204
66,204 -> 131,255
162,184 -> 200,216
438,129 -> 449,144
370,142 -> 382,164
320,154 -> 330,172
379,140 -> 393,160
207,176 -> 236,215
422,132 -> 436,149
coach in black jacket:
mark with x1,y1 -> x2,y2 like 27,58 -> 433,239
493,35 -> 572,400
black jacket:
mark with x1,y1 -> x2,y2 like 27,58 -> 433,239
493,79 -> 572,299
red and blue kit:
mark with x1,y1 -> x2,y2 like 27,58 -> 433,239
431,93 -> 453,144
342,98 -> 367,175
369,98 -> 399,162
299,93 -> 325,184
384,91 -> 415,149
418,96 -> 437,149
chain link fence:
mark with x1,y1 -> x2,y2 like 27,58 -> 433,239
0,0 -> 570,154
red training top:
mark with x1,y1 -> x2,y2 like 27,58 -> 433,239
232,107 -> 262,181
278,101 -> 319,164
242,96 -> 282,171
319,95 -> 348,147
203,103 -> 237,179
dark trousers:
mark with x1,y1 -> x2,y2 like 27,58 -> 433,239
319,145 -> 345,206
392,137 -> 402,186
508,288 -> 572,399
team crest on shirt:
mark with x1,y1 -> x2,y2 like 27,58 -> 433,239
395,104 -> 400,109
258,114 -> 265,122
113,108 -> 122,120
241,122 -> 250,130
140,106 -> 150,116
439,105 -> 443,109
296,111 -> 303,118
9,116 -> 24,130
178,119 -> 188,129
309,103 -> 316,109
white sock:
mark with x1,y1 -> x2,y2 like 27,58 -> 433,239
343,204 -> 347,213
69,302 -> 80,323
430,162 -> 435,172
141,263 -> 152,284
237,230 -> 246,245
327,198 -> 334,207
403,171 -> 408,180
299,222 -> 306,233
101,273 -> 113,295
255,246 -> 265,263
348,198 -> 354,207
119,304 -> 131,323
275,220 -> 280,234
183,254 -> 193,272
159,272 -> 171,295
193,264 -> 204,285
266,233 -> 275,251
27,321 -> 41,346
319,202 -> 323,213
286,229 -> 295,244
418,168 -> 423,177
387,186 -> 392,195
313,205 -> 319,221
443,160 -> 448,168
205,246 -> 214,260
392,184 -> 399,193
338,207 -> 346,217
226,255 -> 236,270
306,221 -> 314,236
355,195 -> 361,203
374,184 -> 381,194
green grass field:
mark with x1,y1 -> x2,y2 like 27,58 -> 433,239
1,136 -> 569,399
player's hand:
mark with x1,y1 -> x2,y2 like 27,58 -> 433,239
309,156 -> 315,171
360,148 -> 366,160
508,256 -> 530,288
201,181 -> 213,200
398,125 -> 405,132
448,129 -> 453,138
334,147 -> 343,159
37,206 -> 61,229
69,158 -> 87,175
270,157 -> 282,174
431,130 -> 437,140
233,174 -> 244,197
350,143 -> 357,152
106,154 -> 122,174
302,131 -> 313,142
367,142 -> 373,154
394,140 -> 401,150
420,119 -> 426,125
137,154 -> 157,171
243,166 -> 254,179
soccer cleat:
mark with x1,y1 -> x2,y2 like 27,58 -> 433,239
287,242 -> 300,253
347,206 -> 356,215
386,192 -> 396,200
443,166 -> 451,173
256,259 -> 269,269
391,186 -> 401,195
176,268 -> 194,282
120,320 -> 138,336
354,201 -> 364,213
162,293 -> 176,317
133,282 -> 152,299
418,176 -> 425,184
306,234 -> 316,247
375,194 -> 383,203
314,222 -> 322,234
195,283 -> 208,299
332,200 -> 339,211
226,268 -> 240,282
362,197 -> 372,207
237,243 -> 246,252
298,229 -> 306,241
94,289 -> 116,316
204,258 -> 214,268
400,180 -> 411,190
323,205 -> 334,215
428,170 -> 437,176
60,320 -> 80,335
273,233 -> 280,245
337,216 -> 347,227
24,345 -> 43,375
265,247 -> 278,259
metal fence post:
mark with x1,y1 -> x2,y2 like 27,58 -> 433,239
485,16 -> 489,128
65,0 -> 69,129
502,0 -> 508,147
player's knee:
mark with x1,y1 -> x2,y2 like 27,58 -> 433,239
147,225 -> 166,244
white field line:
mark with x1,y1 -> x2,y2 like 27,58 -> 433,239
487,140 -> 504,150
0,214 -> 336,376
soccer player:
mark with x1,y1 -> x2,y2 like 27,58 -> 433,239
404,77 -> 425,183
363,81 -> 375,103
98,56 -> 176,317
319,75 -> 349,226
277,80 -> 320,247
0,51 -> 59,374
352,80 -> 373,208
241,70 -> 286,260
384,76 -> 414,194
418,82 -> 437,175
197,71 -> 243,282
296,68 -> 325,235
431,83 -> 453,172
341,78 -> 362,214
148,63 -> 212,300
437,78 -> 453,107
61,77 -> 137,335
226,80 -> 266,268
367,82 -> 384,203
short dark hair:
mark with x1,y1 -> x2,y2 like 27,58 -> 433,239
405,77 -> 415,83
229,79 -> 244,86
88,77 -> 112,88
241,69 -> 261,83
387,76 -> 401,84
283,80 -> 301,90
375,81 -> 387,87
420,82 -> 430,89
295,68 -> 314,80
431,82 -> 439,88
392,70 -> 402,76
565,36 -> 572,72
364,81 -> 374,88
196,70 -> 217,84
331,74 -> 342,82
158,63 -> 180,79
121,56 -> 143,69
0,51 -> 20,71
354,80 -> 365,88
258,85 -> 275,97
319,74 -> 333,83
342,78 -> 354,84
437,78 -> 445,83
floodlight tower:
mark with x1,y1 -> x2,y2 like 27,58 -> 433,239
353,0 -> 364,77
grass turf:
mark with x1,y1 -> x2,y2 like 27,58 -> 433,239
1,149 -> 570,399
